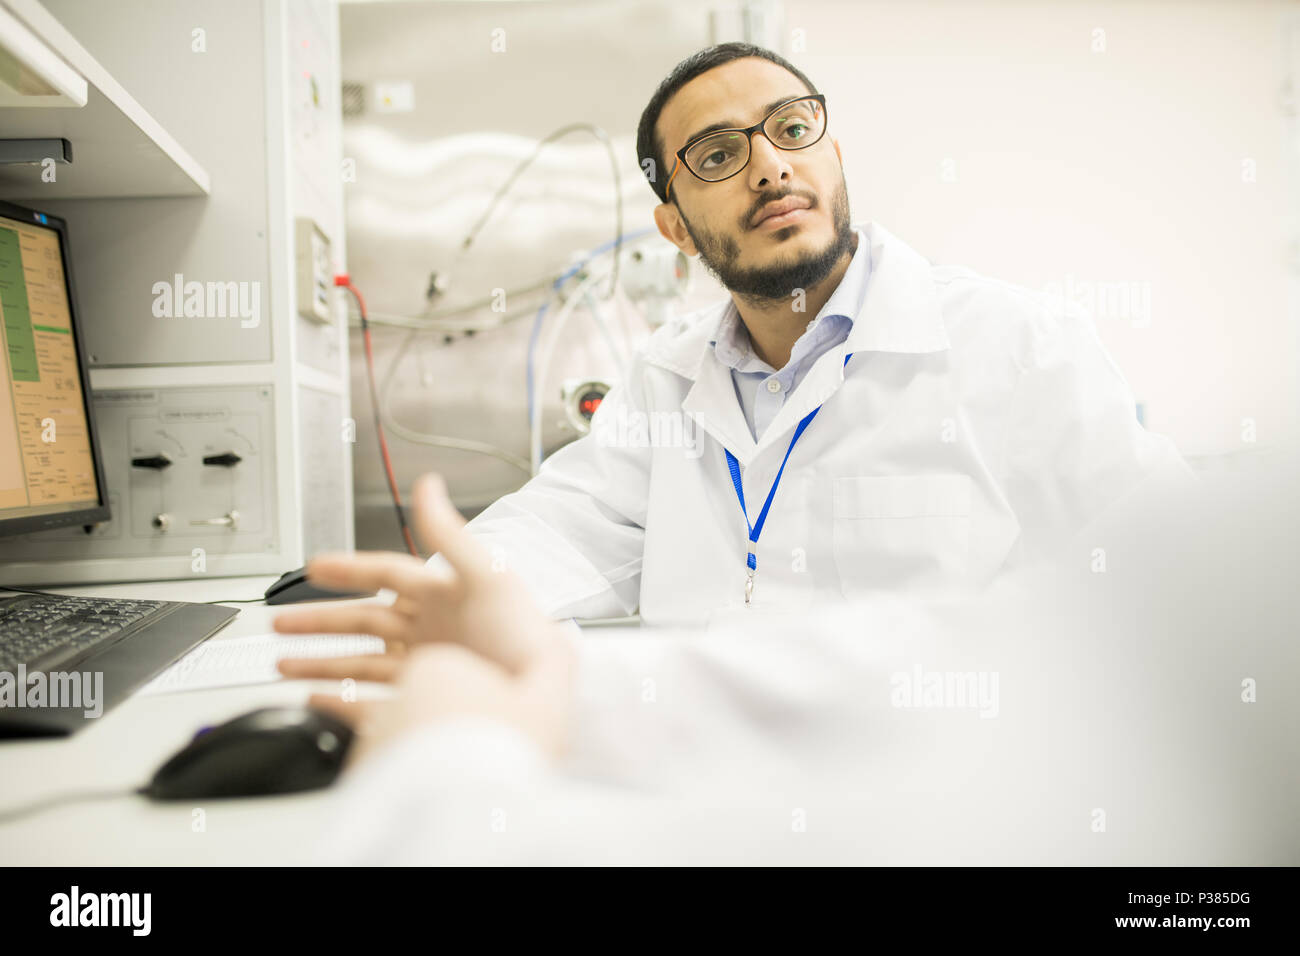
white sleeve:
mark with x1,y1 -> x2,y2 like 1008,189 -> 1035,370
313,600 -> 938,866
425,358 -> 655,622
312,710 -> 856,866
314,717 -> 547,866
556,599 -> 946,792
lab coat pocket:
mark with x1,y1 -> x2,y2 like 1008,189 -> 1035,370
831,475 -> 972,594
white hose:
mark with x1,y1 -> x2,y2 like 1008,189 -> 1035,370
376,325 -> 533,475
530,267 -> 611,474
580,288 -> 629,372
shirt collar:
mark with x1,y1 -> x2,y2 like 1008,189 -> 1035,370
709,224 -> 870,373
644,221 -> 950,382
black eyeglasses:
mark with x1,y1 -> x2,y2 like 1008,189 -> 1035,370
664,94 -> 828,200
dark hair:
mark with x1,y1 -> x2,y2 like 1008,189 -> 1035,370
636,42 -> 819,205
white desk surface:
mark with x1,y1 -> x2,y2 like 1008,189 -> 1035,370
0,575 -> 397,866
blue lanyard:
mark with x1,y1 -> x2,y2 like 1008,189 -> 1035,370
724,353 -> 852,605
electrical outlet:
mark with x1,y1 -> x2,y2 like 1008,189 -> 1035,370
295,218 -> 332,323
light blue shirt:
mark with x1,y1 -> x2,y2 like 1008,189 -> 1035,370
709,228 -> 871,440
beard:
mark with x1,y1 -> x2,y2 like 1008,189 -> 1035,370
677,175 -> 855,305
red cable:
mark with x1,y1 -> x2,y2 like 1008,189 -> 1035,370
335,274 -> 419,557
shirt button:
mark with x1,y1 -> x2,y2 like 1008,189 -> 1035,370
765,379 -> 782,394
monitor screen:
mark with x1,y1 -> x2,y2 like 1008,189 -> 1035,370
0,199 -> 109,538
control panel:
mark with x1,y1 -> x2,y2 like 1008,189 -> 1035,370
7,385 -> 278,565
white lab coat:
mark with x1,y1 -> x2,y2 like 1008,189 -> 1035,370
450,222 -> 1189,626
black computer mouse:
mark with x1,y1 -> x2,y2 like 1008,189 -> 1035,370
264,566 -> 377,605
143,706 -> 355,800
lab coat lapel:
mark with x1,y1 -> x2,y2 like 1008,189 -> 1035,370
648,300 -> 760,463
752,344 -> 852,459
681,350 -> 759,464
753,221 -> 952,458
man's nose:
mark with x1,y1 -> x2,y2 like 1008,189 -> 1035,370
746,131 -> 793,190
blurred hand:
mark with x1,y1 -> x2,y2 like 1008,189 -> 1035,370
309,637 -> 575,767
274,471 -> 577,765
273,472 -> 563,680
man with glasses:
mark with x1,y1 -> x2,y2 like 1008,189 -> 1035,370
276,42 -> 1190,660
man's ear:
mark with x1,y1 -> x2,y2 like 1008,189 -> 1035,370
653,202 -> 697,257
833,137 -> 842,164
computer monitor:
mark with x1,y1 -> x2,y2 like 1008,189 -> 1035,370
0,198 -> 110,538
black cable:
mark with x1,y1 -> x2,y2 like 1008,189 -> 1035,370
3,585 -> 265,606
0,786 -> 141,826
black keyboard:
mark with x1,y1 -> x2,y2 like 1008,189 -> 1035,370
0,594 -> 168,673
0,591 -> 239,736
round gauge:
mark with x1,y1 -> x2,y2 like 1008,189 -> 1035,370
561,379 -> 611,434
577,389 -> 605,420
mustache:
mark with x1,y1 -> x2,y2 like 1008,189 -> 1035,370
747,189 -> 817,229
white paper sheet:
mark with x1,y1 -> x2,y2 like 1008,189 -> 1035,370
137,632 -> 387,695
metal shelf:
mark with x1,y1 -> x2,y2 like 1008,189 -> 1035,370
0,0 -> 209,199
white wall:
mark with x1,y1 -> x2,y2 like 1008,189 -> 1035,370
784,0 -> 1296,456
